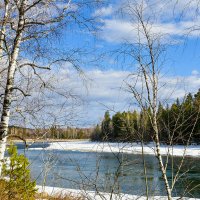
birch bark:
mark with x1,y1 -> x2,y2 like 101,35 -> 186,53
0,0 -> 9,57
0,0 -> 25,176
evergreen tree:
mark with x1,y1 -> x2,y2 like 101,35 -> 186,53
112,112 -> 124,139
194,89 -> 200,106
101,111 -> 112,140
90,89 -> 200,144
2,144 -> 37,200
193,89 -> 200,143
91,124 -> 102,141
157,102 -> 168,142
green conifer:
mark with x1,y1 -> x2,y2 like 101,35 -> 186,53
2,144 -> 37,200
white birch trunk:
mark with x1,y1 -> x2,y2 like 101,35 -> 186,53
154,120 -> 172,200
0,1 -> 25,176
152,74 -> 172,200
0,0 -> 9,57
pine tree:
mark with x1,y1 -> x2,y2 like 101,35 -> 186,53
91,124 -> 102,141
193,89 -> 200,143
2,144 -> 37,200
101,111 -> 112,140
112,112 -> 123,139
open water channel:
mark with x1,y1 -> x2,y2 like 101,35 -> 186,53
12,142 -> 200,198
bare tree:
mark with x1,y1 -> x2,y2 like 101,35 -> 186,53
0,0 -> 103,176
111,1 -> 200,199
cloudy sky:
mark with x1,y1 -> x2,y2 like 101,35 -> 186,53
53,0 -> 200,127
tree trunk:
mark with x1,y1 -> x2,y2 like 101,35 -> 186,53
0,64 -> 16,176
0,2 -> 25,176
153,118 -> 172,200
0,0 -> 9,57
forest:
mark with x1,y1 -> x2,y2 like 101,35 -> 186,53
8,126 -> 92,140
91,89 -> 200,145
0,0 -> 200,199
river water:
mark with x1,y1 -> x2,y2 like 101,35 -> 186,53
14,142 -> 200,198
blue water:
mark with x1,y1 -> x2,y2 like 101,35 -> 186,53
13,142 -> 200,198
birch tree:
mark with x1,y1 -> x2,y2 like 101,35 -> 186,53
113,1 -> 200,199
111,1 -> 184,199
0,0 -> 102,176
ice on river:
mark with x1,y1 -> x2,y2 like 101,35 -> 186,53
30,140 -> 200,157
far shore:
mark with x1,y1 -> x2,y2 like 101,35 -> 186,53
10,138 -> 90,143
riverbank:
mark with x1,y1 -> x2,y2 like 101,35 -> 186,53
12,139 -> 88,143
29,141 -> 200,157
36,185 -> 200,200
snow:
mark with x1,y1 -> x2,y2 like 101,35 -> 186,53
30,141 -> 200,157
36,185 -> 200,200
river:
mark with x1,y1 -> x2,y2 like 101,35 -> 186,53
13,142 -> 200,198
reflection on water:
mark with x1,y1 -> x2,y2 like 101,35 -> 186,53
14,142 -> 200,198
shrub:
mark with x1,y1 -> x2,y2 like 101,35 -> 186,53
2,144 -> 37,200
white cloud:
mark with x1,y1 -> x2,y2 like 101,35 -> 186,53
138,0 -> 199,22
192,70 -> 199,75
158,74 -> 200,101
96,0 -> 200,44
56,67 -> 200,125
99,18 -> 200,44
93,5 -> 114,17
10,61 -> 200,126
99,19 -> 136,43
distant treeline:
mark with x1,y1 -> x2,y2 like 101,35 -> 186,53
91,89 -> 200,144
46,126 -> 92,139
8,126 -> 92,140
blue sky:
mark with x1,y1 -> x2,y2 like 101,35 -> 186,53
56,0 -> 200,75
45,0 -> 200,127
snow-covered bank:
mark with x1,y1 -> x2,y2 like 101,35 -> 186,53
30,141 -> 200,157
36,185 -> 200,200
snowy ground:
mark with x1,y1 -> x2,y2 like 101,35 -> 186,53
30,140 -> 200,157
36,185 -> 200,200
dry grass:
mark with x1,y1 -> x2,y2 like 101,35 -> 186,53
0,180 -> 83,200
0,179 -> 8,200
43,196 -> 83,200
38,194 -> 84,200
37,192 -> 84,200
